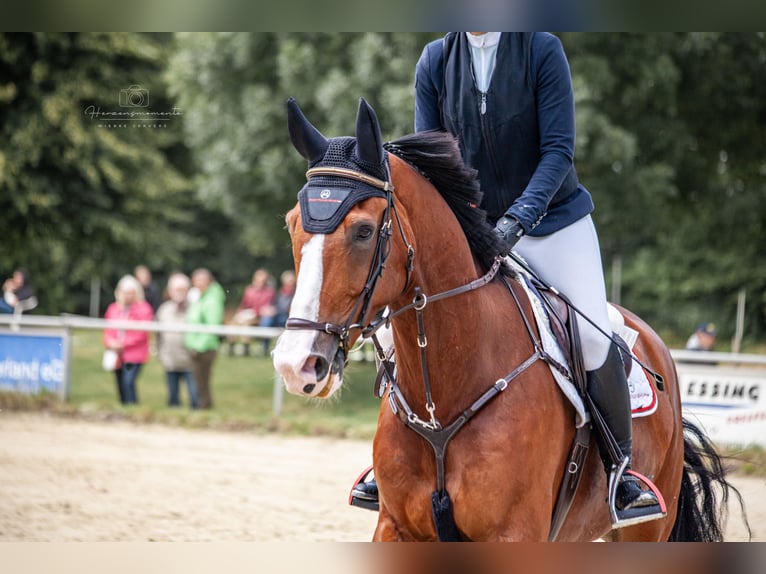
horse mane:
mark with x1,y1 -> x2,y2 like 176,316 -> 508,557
383,130 -> 510,274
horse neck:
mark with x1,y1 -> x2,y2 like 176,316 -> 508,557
389,155 -> 481,297
386,157 -> 513,418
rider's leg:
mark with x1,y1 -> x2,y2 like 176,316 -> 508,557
514,215 -> 612,371
514,215 -> 658,512
585,342 -> 657,510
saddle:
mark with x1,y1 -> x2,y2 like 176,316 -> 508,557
523,275 -> 633,381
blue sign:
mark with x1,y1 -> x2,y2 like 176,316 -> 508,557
0,329 -> 70,398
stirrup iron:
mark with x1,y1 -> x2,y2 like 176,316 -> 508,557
348,465 -> 379,512
607,457 -> 667,529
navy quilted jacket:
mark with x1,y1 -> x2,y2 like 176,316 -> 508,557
414,32 -> 594,236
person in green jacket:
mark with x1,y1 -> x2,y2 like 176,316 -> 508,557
184,268 -> 226,409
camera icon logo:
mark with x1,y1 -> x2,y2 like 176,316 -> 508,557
119,85 -> 150,108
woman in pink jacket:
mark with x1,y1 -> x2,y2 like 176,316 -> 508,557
103,274 -> 155,404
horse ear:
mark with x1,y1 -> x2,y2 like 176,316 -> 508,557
287,97 -> 329,163
355,97 -> 384,166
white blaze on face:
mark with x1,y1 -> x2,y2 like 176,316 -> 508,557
273,234 -> 325,394
289,233 -> 324,324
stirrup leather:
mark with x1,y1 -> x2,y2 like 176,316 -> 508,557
348,465 -> 379,512
607,457 -> 667,529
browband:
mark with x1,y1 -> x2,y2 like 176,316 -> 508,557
306,167 -> 394,192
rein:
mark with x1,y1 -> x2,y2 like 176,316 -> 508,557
363,256 -> 505,430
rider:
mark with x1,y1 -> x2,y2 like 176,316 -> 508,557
351,32 -> 662,521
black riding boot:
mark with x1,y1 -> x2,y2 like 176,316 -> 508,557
586,343 -> 658,512
352,479 -> 378,501
350,472 -> 379,511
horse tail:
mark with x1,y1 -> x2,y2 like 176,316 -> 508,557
668,418 -> 750,541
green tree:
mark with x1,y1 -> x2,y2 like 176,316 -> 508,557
563,33 -> 766,342
0,33 -> 202,313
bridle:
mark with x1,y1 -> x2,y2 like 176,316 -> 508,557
284,159 -> 415,360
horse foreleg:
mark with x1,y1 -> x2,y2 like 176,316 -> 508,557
372,505 -> 407,541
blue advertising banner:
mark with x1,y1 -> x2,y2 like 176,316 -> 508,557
0,328 -> 70,399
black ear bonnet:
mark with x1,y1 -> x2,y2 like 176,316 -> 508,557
298,137 -> 389,233
288,98 -> 389,234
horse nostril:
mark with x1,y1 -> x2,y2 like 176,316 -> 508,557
313,355 -> 330,381
302,383 -> 316,394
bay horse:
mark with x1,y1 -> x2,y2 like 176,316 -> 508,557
273,97 -> 742,541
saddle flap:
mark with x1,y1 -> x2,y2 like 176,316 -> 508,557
528,276 -> 634,382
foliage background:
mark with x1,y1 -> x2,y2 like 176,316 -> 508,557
2,32 -> 765,345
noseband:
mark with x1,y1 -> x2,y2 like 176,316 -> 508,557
285,161 -> 415,360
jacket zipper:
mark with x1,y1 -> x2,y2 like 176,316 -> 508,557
480,102 -> 504,199
479,46 -> 488,114
469,55 -> 505,205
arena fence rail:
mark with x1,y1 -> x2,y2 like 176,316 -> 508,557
1,315 -> 765,443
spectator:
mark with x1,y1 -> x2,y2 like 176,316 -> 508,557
103,274 -> 154,405
228,268 -> 276,355
184,268 -> 226,409
686,322 -> 717,351
259,270 -> 296,328
156,273 -> 199,409
135,265 -> 162,312
258,270 -> 296,355
0,269 -> 37,314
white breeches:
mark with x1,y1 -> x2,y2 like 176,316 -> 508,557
514,214 -> 612,371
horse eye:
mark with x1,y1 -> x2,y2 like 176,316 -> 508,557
354,225 -> 375,242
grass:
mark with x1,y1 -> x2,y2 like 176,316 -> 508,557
0,329 -> 381,440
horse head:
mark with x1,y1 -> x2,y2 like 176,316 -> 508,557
273,98 -> 412,399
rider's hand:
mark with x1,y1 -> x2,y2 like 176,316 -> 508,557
494,216 -> 524,252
